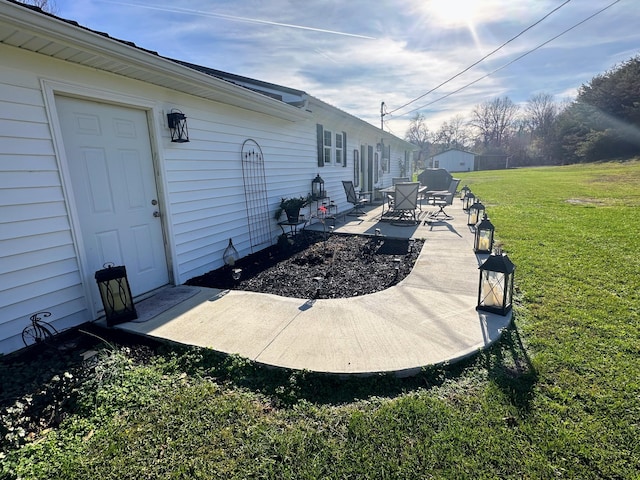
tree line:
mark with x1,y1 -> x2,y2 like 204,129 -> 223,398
405,55 -> 640,168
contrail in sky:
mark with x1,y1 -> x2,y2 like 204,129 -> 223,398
98,1 -> 377,40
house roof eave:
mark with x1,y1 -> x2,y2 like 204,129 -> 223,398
0,1 -> 310,122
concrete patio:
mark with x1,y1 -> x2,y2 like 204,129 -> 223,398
114,198 -> 512,377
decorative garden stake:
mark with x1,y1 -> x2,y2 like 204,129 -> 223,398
393,257 -> 401,278
313,276 -> 324,298
473,214 -> 495,254
476,249 -> 515,316
232,268 -> 242,281
467,199 -> 485,226
94,263 -> 137,326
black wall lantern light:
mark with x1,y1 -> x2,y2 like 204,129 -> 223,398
476,249 -> 515,316
462,191 -> 476,211
167,109 -> 189,143
467,199 -> 485,226
311,173 -> 326,200
473,213 -> 495,254
94,263 -> 137,326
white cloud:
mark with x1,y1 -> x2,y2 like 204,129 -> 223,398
56,0 -> 639,135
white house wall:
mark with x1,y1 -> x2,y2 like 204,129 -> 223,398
1,47 -> 86,354
0,43 -> 315,354
0,40 -> 415,355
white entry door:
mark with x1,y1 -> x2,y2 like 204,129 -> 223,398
56,96 -> 169,314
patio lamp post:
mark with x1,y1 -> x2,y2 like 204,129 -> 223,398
476,249 -> 515,316
467,199 -> 485,226
462,191 -> 476,211
473,214 -> 495,254
94,263 -> 137,326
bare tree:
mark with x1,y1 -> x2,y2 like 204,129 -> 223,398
18,0 -> 58,14
525,93 -> 558,138
434,114 -> 471,151
404,113 -> 432,170
469,97 -> 519,149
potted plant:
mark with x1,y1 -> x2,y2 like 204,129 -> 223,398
274,195 -> 310,223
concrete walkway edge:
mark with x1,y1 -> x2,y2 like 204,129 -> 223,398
116,202 -> 512,377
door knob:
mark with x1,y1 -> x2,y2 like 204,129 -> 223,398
153,211 -> 161,218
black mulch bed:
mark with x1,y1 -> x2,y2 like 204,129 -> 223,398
186,231 -> 425,299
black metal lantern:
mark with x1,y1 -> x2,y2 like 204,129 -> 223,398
167,109 -> 189,143
462,191 -> 475,211
459,184 -> 470,200
473,214 -> 495,254
94,263 -> 137,326
467,199 -> 485,226
311,173 -> 325,200
476,250 -> 515,316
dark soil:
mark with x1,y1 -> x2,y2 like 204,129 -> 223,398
186,231 -> 424,299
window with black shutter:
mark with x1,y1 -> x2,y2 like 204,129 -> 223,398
353,149 -> 359,186
342,131 -> 347,167
316,124 -> 324,167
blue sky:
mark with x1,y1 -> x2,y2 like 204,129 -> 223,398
53,0 -> 639,138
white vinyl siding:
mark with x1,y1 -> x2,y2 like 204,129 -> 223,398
0,38 -> 415,354
0,60 -> 86,354
0,45 -> 320,354
162,103 -> 314,283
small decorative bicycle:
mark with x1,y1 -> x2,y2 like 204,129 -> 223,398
21,311 -> 58,347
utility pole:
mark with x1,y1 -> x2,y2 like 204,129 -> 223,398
380,101 -> 385,130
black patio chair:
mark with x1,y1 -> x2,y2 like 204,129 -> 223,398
426,178 -> 460,221
342,180 -> 369,216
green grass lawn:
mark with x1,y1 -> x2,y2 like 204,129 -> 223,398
2,160 -> 639,479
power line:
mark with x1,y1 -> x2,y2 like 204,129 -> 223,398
395,0 -> 621,118
387,0 -> 572,116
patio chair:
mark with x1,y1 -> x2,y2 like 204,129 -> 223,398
388,177 -> 410,210
426,178 -> 460,221
392,177 -> 410,185
342,180 -> 369,216
391,182 -> 420,223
